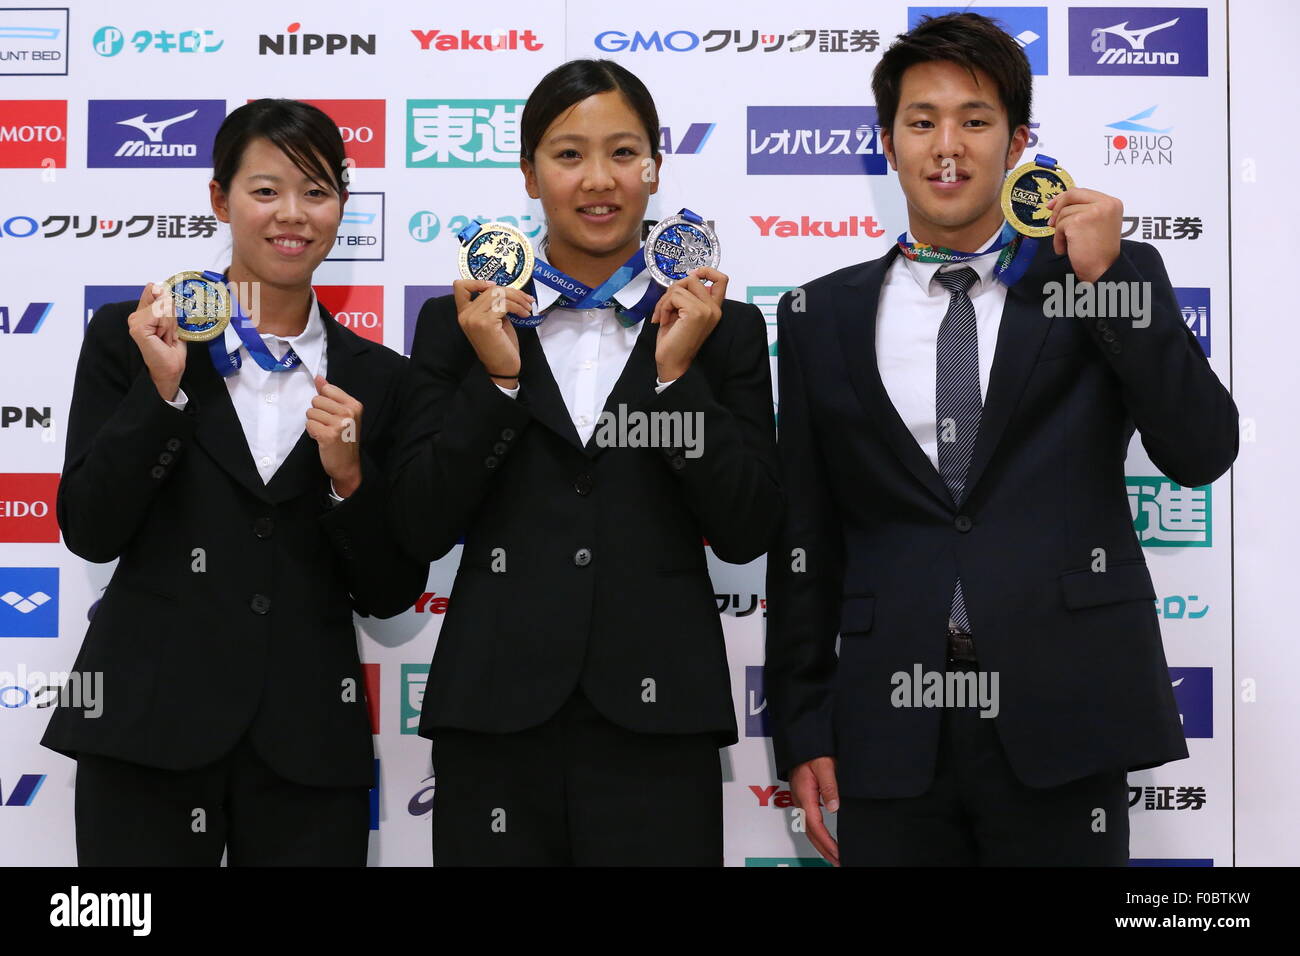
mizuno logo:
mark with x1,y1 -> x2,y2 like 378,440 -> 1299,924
1097,17 -> 1180,50
114,110 -> 198,142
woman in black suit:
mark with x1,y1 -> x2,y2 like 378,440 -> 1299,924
393,59 -> 782,866
42,99 -> 427,866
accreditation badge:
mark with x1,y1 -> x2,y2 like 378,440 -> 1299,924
643,208 -> 720,287
164,271 -> 231,342
457,220 -> 535,290
1001,154 -> 1076,238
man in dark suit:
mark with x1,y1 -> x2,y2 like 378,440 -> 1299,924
765,13 -> 1238,866
43,291 -> 427,865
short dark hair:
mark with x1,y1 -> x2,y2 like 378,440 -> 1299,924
520,58 -> 660,163
211,98 -> 347,197
872,12 -> 1032,139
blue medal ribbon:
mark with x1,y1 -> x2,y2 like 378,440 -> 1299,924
201,269 -> 303,376
456,220 -> 670,329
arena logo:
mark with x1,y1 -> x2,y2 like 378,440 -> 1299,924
751,214 -> 885,238
909,6 -> 1048,74
1104,105 -> 1174,166
315,285 -> 384,344
748,106 -> 887,175
0,567 -> 59,637
1174,287 -> 1210,357
294,99 -> 384,169
0,99 -> 66,167
326,192 -> 384,262
0,473 -> 59,542
0,406 -> 51,429
87,99 -> 225,169
0,7 -> 67,76
259,22 -> 376,56
1068,7 -> 1208,76
0,302 -> 52,334
411,29 -> 543,51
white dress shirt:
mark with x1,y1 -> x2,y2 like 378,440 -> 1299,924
167,290 -> 334,489
495,242 -> 673,445
875,226 -> 1009,471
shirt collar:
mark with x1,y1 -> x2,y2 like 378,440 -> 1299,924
220,288 -> 325,377
533,236 -> 653,315
900,225 -> 1006,298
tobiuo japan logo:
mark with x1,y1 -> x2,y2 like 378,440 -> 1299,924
1127,477 -> 1211,547
87,99 -> 225,168
909,7 -> 1048,74
0,567 -> 59,637
1069,8 -> 1208,76
748,106 -> 887,175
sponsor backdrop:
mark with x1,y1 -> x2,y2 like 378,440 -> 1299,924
0,0 -> 1276,866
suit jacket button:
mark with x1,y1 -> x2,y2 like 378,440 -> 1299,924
484,456 -> 499,469
1096,318 -> 1110,332
573,548 -> 592,567
158,452 -> 174,466
500,427 -> 516,441
165,438 -> 182,452
250,594 -> 272,615
253,517 -> 274,539
670,455 -> 686,471
492,441 -> 508,456
574,473 -> 593,496
1108,342 -> 1122,354
954,515 -> 973,533
150,465 -> 166,479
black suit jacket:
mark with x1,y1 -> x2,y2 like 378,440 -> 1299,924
766,239 -> 1238,797
42,300 -> 428,788
391,295 -> 781,744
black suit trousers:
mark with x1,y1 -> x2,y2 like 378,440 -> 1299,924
430,688 -> 723,866
839,674 -> 1129,866
74,732 -> 370,866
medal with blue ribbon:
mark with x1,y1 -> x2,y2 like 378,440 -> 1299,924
165,271 -> 230,342
898,155 -> 1075,287
459,216 -> 725,329
195,270 -> 303,377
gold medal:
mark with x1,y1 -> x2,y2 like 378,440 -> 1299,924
457,222 -> 535,290
1001,155 -> 1076,238
163,271 -> 231,342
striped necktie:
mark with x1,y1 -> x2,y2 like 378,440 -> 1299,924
934,266 -> 981,635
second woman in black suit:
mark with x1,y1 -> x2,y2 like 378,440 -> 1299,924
393,59 -> 781,865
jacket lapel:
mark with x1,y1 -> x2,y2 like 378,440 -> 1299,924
182,336 -> 270,502
838,246 -> 954,508
264,304 -> 363,504
961,241 -> 1065,503
517,324 -> 584,451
